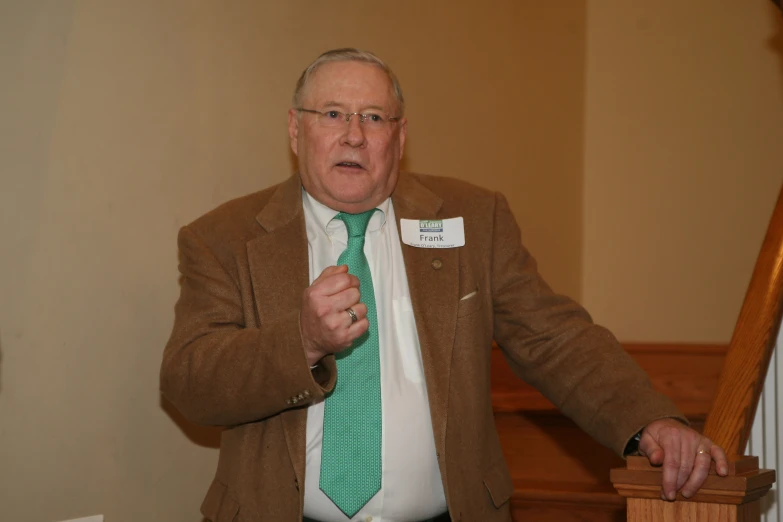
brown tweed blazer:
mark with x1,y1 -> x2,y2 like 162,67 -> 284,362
160,172 -> 682,522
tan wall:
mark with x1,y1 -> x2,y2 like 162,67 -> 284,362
3,1 -> 781,520
582,1 -> 783,343
0,2 -> 585,521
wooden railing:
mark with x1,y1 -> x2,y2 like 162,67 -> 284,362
611,185 -> 783,521
702,185 -> 783,454
495,186 -> 783,521
492,343 -> 728,522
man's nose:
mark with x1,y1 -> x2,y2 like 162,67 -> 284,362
340,115 -> 367,147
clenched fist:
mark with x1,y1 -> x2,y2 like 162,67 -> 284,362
300,265 -> 369,367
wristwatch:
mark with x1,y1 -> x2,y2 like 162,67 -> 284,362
624,429 -> 643,456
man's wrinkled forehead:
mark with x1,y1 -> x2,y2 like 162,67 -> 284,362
299,60 -> 400,113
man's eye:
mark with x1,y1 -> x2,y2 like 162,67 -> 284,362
367,113 -> 384,123
325,111 -> 341,119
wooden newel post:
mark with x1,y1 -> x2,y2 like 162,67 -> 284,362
611,456 -> 775,522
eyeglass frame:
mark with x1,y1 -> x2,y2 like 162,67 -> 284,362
295,108 -> 402,125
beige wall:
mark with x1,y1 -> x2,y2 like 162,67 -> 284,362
582,1 -> 783,343
0,2 -> 585,521
4,0 -> 781,520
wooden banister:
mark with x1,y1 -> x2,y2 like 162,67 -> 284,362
702,184 -> 783,454
494,342 -> 729,520
612,184 -> 783,521
612,456 -> 775,521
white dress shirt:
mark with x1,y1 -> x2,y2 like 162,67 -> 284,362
301,191 -> 448,522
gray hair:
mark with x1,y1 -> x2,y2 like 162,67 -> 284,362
292,48 -> 405,116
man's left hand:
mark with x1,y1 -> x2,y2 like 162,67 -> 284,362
638,418 -> 729,500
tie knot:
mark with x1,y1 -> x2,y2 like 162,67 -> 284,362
337,210 -> 375,238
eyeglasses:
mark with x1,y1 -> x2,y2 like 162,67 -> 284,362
296,108 -> 401,129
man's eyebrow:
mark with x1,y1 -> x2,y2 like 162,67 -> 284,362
320,101 -> 388,113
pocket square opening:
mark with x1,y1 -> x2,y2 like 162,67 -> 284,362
460,290 -> 478,301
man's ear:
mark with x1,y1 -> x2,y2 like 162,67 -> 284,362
398,117 -> 408,159
288,109 -> 299,156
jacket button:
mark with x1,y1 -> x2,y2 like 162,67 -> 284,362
431,258 -> 443,270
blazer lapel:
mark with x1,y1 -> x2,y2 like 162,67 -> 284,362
246,174 -> 310,490
244,172 -> 461,489
392,173 -> 459,454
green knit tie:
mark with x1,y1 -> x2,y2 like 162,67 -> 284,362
320,210 -> 382,517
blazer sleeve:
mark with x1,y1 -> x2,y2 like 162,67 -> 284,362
489,192 -> 685,456
160,225 -> 336,427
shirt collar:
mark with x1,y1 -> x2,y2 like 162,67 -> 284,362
302,189 -> 388,236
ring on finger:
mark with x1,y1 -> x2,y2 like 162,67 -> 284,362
697,448 -> 708,455
346,307 -> 358,324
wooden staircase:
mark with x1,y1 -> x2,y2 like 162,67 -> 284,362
494,185 -> 783,521
492,343 -> 728,521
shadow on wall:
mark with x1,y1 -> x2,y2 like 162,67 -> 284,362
160,395 -> 222,448
771,1 -> 783,103
0,329 -> 3,394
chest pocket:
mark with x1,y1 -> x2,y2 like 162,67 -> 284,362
457,286 -> 482,318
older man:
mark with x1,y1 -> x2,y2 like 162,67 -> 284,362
161,49 -> 728,522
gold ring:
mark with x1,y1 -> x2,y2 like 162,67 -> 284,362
346,307 -> 358,324
697,449 -> 707,455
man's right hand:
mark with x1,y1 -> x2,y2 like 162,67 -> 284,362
300,265 -> 369,367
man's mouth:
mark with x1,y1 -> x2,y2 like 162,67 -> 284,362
336,161 -> 364,170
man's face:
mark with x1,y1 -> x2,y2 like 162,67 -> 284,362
288,61 -> 407,214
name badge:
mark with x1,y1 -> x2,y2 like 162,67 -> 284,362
400,218 -> 465,248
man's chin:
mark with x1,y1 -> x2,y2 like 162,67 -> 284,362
331,200 -> 379,214
324,191 -> 383,214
